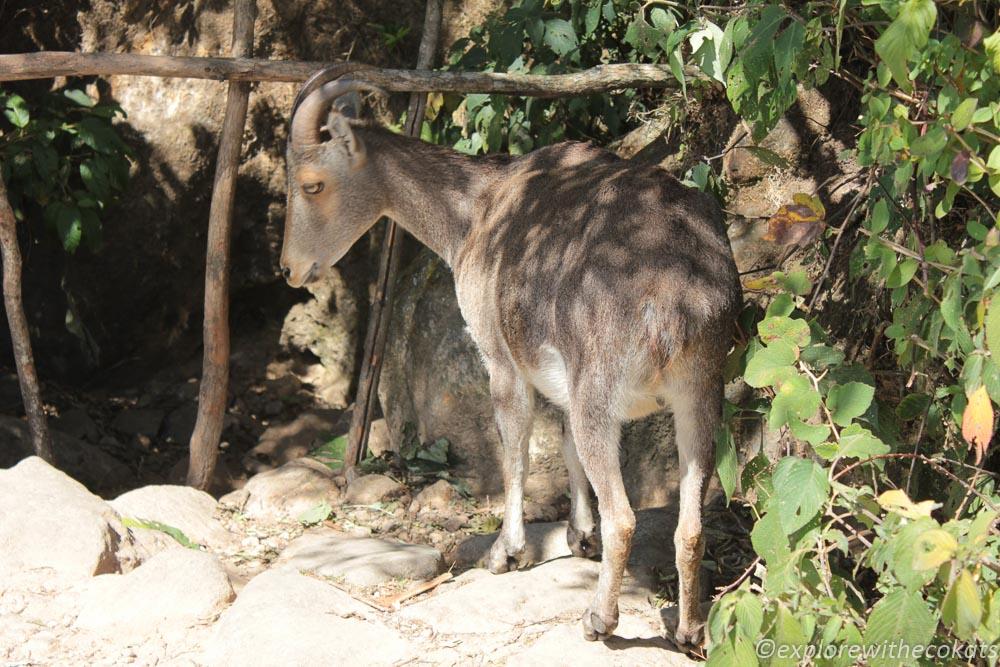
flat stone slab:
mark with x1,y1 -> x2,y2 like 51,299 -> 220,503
507,616 -> 696,666
203,569 -> 414,667
399,557 -> 652,635
275,527 -> 443,588
76,548 -> 234,639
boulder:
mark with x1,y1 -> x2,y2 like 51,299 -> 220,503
220,458 -> 340,521
111,485 -> 235,553
280,274 -> 361,408
412,479 -> 456,512
203,569 -> 415,667
345,474 -> 405,505
0,457 -> 138,581
76,548 -> 234,638
275,527 -> 443,587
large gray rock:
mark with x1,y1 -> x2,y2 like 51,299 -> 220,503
345,473 -> 405,505
0,416 -> 132,496
280,274 -> 361,408
220,458 -> 340,521
111,485 -> 235,553
275,527 -> 443,587
203,569 -> 414,667
76,548 -> 234,638
0,457 -> 138,581
378,250 -> 679,508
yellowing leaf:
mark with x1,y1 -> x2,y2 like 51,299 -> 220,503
743,274 -> 781,291
912,528 -> 958,571
878,489 -> 941,519
762,200 -> 826,247
962,385 -> 995,464
942,570 -> 982,640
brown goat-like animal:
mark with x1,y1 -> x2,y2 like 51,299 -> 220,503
280,64 -> 742,649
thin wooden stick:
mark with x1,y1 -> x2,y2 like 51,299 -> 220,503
344,0 -> 443,475
186,0 -> 255,490
0,52 -> 700,96
0,174 -> 54,463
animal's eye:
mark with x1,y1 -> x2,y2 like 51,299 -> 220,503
302,182 -> 324,195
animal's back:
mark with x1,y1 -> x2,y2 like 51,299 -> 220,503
455,141 -> 740,392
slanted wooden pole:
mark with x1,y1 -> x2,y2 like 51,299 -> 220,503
0,172 -> 54,463
343,0 -> 443,477
187,0 -> 255,490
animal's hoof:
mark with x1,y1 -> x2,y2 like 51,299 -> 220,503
581,607 -> 618,642
487,538 -> 526,574
666,617 -> 706,653
567,525 -> 601,559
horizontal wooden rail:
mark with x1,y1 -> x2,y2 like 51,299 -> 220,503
0,52 -> 702,96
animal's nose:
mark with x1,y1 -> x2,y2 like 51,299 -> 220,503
281,265 -> 291,280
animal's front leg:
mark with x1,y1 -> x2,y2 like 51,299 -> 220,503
486,368 -> 535,574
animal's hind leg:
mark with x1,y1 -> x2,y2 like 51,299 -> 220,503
569,394 -> 634,641
665,369 -> 721,650
486,365 -> 535,574
561,418 -> 600,558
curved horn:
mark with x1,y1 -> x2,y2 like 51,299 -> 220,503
290,64 -> 386,147
290,62 -> 377,120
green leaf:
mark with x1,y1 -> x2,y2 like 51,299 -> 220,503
744,339 -> 797,388
771,457 -> 829,535
715,426 -> 737,501
122,517 -> 200,550
985,30 -> 1000,73
3,93 -> 30,128
837,423 -> 889,459
951,97 -> 977,132
63,88 -> 96,107
896,393 -> 931,420
800,345 -> 845,369
863,589 -> 937,667
584,2 -> 601,38
942,569 -> 981,640
56,204 -> 83,253
542,18 -> 578,57
827,382 -> 875,426
770,375 -> 821,430
789,418 -> 830,446
775,269 -> 811,296
909,125 -> 947,156
874,0 -> 937,91
886,257 -> 918,288
773,605 -> 808,667
870,198 -> 890,234
757,316 -> 811,347
733,593 -> 763,637
297,500 -> 333,525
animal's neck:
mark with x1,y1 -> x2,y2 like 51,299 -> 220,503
361,128 -> 494,266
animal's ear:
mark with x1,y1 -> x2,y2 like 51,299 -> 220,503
325,110 -> 363,159
333,91 -> 362,119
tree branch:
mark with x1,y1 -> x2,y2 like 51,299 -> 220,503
0,52 -> 701,96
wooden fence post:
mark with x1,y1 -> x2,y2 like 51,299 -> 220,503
187,0 -> 256,490
343,0 -> 443,476
0,174 -> 54,463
